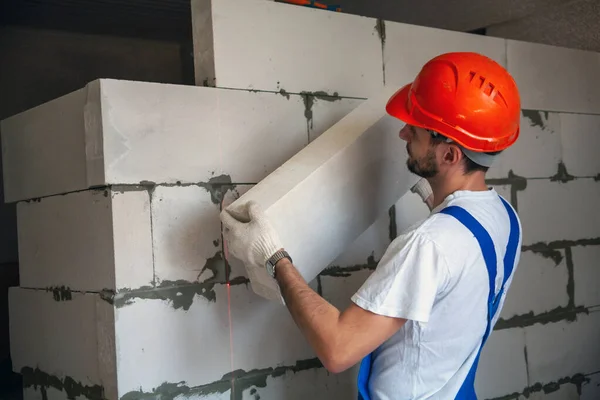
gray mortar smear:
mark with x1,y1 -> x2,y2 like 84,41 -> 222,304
375,19 -> 386,46
122,174 -> 236,205
48,286 -> 73,302
316,275 -> 323,296
523,347 -> 531,385
21,366 -> 105,400
495,305 -> 588,330
486,170 -> 527,211
388,205 -> 397,241
278,89 -> 291,100
488,373 -> 589,400
524,237 -> 600,249
196,250 -> 229,283
320,254 -> 379,277
120,380 -> 232,400
249,387 -> 260,400
565,247 -> 576,309
226,358 -> 323,400
199,174 -> 236,204
550,162 -> 575,183
522,110 -> 549,129
119,358 -> 322,400
301,91 -> 341,129
111,252 -> 249,310
522,243 -> 563,265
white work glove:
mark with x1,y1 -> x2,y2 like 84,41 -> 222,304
411,178 -> 434,210
220,201 -> 282,269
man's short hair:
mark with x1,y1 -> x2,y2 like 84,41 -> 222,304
462,150 -> 502,174
428,129 -> 502,173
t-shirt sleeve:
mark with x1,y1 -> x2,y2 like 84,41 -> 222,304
351,231 -> 449,323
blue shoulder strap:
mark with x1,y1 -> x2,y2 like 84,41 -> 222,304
356,195 -> 520,400
443,197 -> 520,400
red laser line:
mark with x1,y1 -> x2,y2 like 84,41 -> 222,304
217,94 -> 235,395
221,198 -> 236,396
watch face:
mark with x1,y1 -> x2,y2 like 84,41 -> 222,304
266,262 -> 275,278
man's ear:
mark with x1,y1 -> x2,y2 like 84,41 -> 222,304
442,143 -> 463,167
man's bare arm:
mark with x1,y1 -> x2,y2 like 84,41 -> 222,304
275,259 -> 406,373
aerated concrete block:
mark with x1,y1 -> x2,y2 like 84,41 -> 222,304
321,269 -> 374,311
9,288 -> 117,400
384,21 -> 507,88
1,79 -> 307,202
318,206 -> 390,309
507,40 -> 600,114
10,284 -> 236,400
17,188 -> 153,292
475,327 -> 528,399
1,88 -> 89,203
151,185 -> 224,285
225,87 -> 420,302
114,286 -> 232,396
572,245 -> 600,307
191,0 -> 384,97
327,207 -> 391,270
560,113 -> 600,178
308,96 -> 364,142
487,111 -> 562,179
500,250 -> 569,319
525,311 -> 600,385
517,178 -> 600,246
228,282 -> 318,373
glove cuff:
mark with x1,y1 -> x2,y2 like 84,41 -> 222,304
411,178 -> 433,202
255,236 -> 283,266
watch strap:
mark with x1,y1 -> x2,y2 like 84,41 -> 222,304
266,250 -> 292,277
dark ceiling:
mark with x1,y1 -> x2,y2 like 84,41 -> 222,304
0,0 -> 491,43
0,0 -> 193,42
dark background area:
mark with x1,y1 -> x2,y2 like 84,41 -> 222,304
1,1 -> 195,396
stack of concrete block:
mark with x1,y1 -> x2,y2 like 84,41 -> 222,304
3,0 -> 600,399
1,78 -> 370,400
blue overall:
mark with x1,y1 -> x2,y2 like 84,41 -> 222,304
357,196 -> 520,400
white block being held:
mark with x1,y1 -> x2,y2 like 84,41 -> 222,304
225,87 -> 419,302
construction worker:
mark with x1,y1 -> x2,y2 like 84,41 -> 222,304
221,52 -> 522,399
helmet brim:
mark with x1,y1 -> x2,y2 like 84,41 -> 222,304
385,83 -> 428,131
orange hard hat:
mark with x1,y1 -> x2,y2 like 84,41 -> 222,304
386,52 -> 521,153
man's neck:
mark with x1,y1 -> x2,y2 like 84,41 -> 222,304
427,171 -> 488,210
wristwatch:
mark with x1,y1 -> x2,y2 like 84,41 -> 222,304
265,250 -> 293,278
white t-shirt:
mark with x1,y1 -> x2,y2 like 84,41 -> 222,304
351,188 -> 522,400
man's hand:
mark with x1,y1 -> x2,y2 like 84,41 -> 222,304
220,201 -> 282,268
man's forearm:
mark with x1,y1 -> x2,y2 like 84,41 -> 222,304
275,259 -> 342,368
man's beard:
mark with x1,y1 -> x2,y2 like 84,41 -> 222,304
406,148 -> 439,178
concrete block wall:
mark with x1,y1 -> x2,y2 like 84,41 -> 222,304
2,1 -> 600,399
